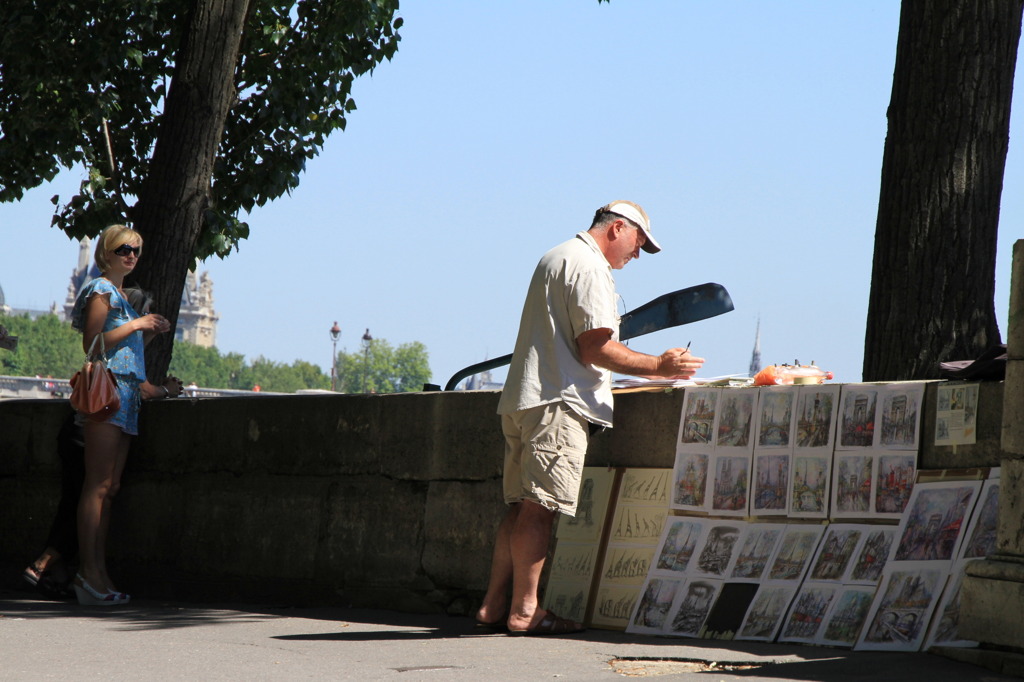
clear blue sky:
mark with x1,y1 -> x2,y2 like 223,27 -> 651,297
1,2 -> 1021,387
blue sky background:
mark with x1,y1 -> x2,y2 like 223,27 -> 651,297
1,2 -> 1021,388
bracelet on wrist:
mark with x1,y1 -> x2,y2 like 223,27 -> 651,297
162,385 -> 170,398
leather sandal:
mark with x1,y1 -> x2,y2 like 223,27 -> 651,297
507,610 -> 585,637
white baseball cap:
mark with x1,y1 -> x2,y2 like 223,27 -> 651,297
600,200 -> 661,254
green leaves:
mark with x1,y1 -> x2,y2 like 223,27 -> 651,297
335,338 -> 431,394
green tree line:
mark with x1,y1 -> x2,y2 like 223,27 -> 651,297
0,312 -> 430,393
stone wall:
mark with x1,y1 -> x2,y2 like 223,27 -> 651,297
0,381 -> 1003,612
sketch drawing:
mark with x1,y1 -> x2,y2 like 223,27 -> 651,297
654,518 -> 705,574
780,583 -> 837,642
591,584 -> 642,630
558,466 -> 616,543
609,504 -> 666,545
879,384 -> 923,448
849,527 -> 897,584
752,453 -> 790,514
729,524 -> 784,581
893,482 -> 981,562
832,454 -> 873,517
738,585 -> 796,641
601,546 -> 655,586
757,388 -> 795,448
679,388 -> 719,447
796,385 -> 839,449
819,587 -> 875,647
960,479 -> 999,560
620,468 -> 671,505
858,565 -> 945,651
549,543 -> 597,581
716,391 -> 756,448
672,452 -> 709,509
874,452 -> 916,517
839,387 -> 878,448
629,577 -> 683,633
667,579 -> 721,637
767,525 -> 825,582
542,580 -> 588,625
693,524 -> 741,577
809,526 -> 864,582
711,455 -> 749,514
790,454 -> 830,517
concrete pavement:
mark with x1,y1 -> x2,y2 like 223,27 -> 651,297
0,588 -> 1018,681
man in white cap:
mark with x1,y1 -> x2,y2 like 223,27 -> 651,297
476,200 -> 704,635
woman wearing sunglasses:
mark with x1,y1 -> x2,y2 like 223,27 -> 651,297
69,224 -> 183,605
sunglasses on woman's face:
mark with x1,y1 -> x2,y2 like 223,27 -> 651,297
113,244 -> 141,257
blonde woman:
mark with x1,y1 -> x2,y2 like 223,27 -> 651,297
69,225 -> 183,605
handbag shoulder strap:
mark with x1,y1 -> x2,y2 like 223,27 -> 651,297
86,332 -> 107,361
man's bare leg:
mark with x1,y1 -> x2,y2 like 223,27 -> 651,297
506,499 -> 557,631
476,503 -> 521,625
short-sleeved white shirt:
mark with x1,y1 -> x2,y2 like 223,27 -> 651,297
497,231 -> 620,427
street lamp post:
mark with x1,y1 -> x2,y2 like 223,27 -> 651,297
329,321 -> 341,392
361,328 -> 373,393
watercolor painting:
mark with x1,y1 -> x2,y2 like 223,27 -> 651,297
839,386 -> 878,449
667,579 -> 722,637
710,454 -> 750,515
832,454 -> 874,518
693,524 -> 742,578
700,583 -> 760,640
848,527 -> 897,584
729,524 -> 785,581
795,385 -> 839,449
789,454 -> 830,518
809,525 -> 864,582
960,479 -> 999,560
857,565 -> 945,651
752,452 -> 790,515
924,562 -> 974,649
737,585 -> 796,641
672,451 -> 709,510
628,577 -> 684,634
779,583 -> 838,643
767,525 -> 825,582
879,384 -> 924,449
818,586 -> 875,647
678,388 -> 720,448
756,388 -> 795,448
874,452 -> 916,517
893,481 -> 982,562
653,517 -> 705,575
716,391 -> 757,448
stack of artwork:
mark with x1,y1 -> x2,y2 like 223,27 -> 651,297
544,381 -> 995,653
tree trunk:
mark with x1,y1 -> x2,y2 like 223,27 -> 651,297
130,0 -> 251,381
863,0 -> 1023,381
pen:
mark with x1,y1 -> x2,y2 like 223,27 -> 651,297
686,340 -> 691,351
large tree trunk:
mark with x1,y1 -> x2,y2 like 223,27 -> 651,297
130,0 -> 251,381
863,0 -> 1023,381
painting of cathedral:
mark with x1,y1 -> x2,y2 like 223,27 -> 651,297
716,391 -> 756,448
710,454 -> 750,516
893,481 -> 982,563
795,385 -> 839,450
678,388 -> 720,449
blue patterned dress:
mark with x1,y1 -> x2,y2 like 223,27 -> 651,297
71,278 -> 147,435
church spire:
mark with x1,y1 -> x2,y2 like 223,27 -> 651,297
749,317 -> 762,376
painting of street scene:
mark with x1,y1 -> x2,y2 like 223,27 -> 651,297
858,566 -> 944,651
849,528 -> 896,584
790,454 -> 830,517
672,452 -> 708,509
796,386 -> 838,449
628,577 -> 682,633
879,385 -> 923,448
668,580 -> 721,637
960,479 -> 999,559
729,524 -> 784,580
874,453 -> 916,516
924,563 -> 972,648
757,389 -> 794,447
768,525 -> 824,581
694,524 -> 741,577
820,587 -> 875,646
711,455 -> 749,514
832,455 -> 873,517
679,388 -> 719,447
840,387 -> 878,448
780,583 -> 837,642
716,391 -> 756,448
894,482 -> 981,562
654,518 -> 704,574
809,526 -> 864,581
753,453 -> 790,513
738,585 -> 796,641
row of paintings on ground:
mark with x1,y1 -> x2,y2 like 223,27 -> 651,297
672,382 -> 979,518
545,466 -> 999,653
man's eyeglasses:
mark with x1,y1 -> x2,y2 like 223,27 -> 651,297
113,244 -> 141,257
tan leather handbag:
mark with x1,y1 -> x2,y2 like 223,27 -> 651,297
69,334 -> 120,421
